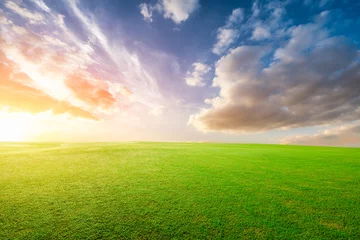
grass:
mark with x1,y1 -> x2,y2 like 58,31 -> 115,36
1,142 -> 360,239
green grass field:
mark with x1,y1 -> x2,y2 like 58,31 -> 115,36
1,142 -> 360,239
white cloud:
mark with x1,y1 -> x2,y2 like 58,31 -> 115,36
212,28 -> 239,55
228,8 -> 244,25
139,0 -> 199,24
274,23 -> 328,62
190,19 -> 360,133
162,0 -> 199,24
185,62 -> 211,87
31,0 -> 51,13
5,1 -> 44,24
212,8 -> 244,56
139,3 -> 153,22
251,25 -> 271,40
248,1 -> 289,41
212,0 -> 291,48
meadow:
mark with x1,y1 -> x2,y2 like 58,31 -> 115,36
1,142 -> 359,239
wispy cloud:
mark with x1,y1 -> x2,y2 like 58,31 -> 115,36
64,0 -> 166,112
0,51 -> 97,120
0,0 -> 167,121
5,1 -> 44,24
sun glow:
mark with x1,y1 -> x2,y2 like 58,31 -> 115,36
0,111 -> 32,142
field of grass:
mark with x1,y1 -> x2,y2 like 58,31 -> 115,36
1,142 -> 360,239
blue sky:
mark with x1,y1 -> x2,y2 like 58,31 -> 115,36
0,0 -> 360,145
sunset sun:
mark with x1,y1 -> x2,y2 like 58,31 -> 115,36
0,112 -> 30,142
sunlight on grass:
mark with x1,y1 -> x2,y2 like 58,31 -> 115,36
1,143 -> 360,239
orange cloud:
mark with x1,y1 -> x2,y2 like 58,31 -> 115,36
65,73 -> 116,109
0,51 -> 98,120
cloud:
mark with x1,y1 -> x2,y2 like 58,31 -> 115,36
139,3 -> 153,22
150,105 -> 165,116
112,85 -> 133,97
247,0 -> 290,42
65,72 -> 116,110
281,122 -> 360,146
32,0 -> 51,13
139,0 -> 199,24
212,28 -> 239,55
251,25 -> 271,40
212,0 -> 291,54
65,0 -> 164,111
0,51 -> 98,120
228,8 -> 244,24
0,20 -> 93,103
185,62 -> 211,87
1,0 -> 168,122
251,1 -> 261,18
5,1 -> 44,24
162,0 -> 199,24
212,8 -> 244,55
0,10 -> 11,24
190,20 -> 360,133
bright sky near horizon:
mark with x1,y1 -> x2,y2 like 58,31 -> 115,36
0,0 -> 360,145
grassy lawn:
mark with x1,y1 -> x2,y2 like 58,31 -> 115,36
1,142 -> 360,239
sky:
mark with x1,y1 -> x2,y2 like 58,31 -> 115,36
0,0 -> 360,146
